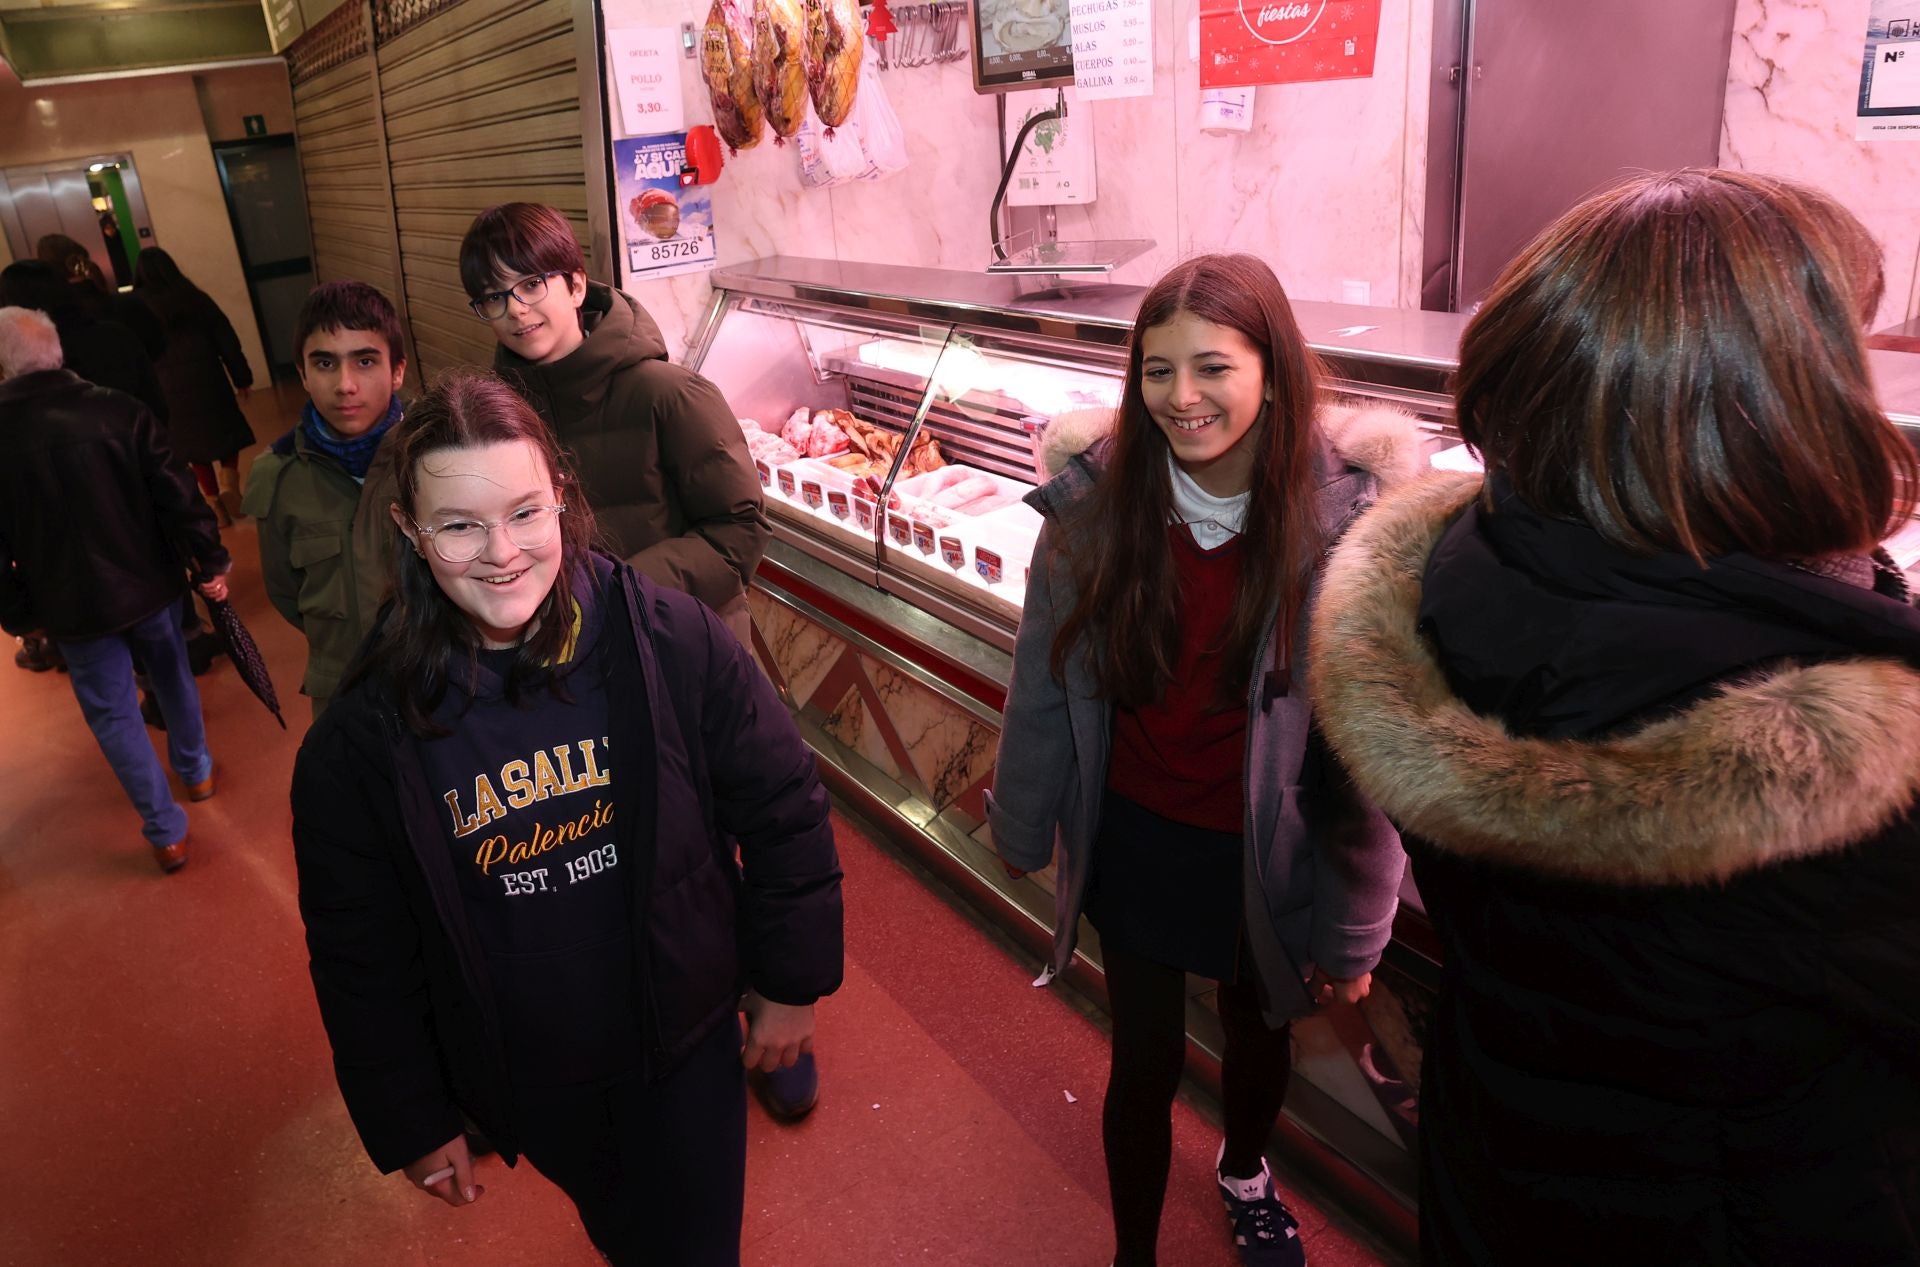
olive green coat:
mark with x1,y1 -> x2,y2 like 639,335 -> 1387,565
242,426 -> 401,711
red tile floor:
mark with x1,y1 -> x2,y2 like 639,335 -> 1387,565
0,389 -> 1397,1266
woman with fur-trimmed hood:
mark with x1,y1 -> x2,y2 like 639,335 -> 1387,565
1312,170 -> 1920,1265
988,253 -> 1416,1267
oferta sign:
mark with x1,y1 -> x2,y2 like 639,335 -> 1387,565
1200,0 -> 1379,88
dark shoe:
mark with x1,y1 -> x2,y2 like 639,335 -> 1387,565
186,771 -> 215,802
755,1051 -> 819,1121
154,840 -> 188,873
186,631 -> 220,677
140,692 -> 167,731
1218,1157 -> 1305,1267
14,635 -> 62,673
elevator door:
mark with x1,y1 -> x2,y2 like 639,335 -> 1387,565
213,137 -> 316,379
4,168 -> 111,276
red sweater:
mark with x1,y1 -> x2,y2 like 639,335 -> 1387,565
1106,526 -> 1248,833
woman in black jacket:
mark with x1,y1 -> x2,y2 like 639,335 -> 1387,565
131,247 -> 254,523
1311,169 -> 1920,1265
292,372 -> 842,1267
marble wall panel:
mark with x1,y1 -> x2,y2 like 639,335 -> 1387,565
621,0 -> 1438,361
752,598 -> 844,708
1722,0 -> 1920,330
858,654 -> 999,811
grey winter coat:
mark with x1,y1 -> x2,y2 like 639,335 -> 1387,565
986,404 -> 1417,1021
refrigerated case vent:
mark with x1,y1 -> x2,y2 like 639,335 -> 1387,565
839,365 -> 1044,487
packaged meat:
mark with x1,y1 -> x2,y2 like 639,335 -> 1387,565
781,405 -> 813,450
801,0 -> 862,129
745,430 -> 801,465
700,0 -> 764,153
752,0 -> 810,141
737,417 -> 764,436
929,474 -> 1000,511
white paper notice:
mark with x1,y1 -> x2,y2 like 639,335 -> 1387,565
608,27 -> 684,138
1004,88 -> 1097,206
1070,0 -> 1152,100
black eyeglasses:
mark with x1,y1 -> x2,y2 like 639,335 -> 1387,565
469,272 -> 562,321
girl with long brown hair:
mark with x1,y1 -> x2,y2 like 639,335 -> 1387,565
989,254 -> 1413,1267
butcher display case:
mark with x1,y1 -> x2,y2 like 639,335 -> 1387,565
682,256 -> 1459,1239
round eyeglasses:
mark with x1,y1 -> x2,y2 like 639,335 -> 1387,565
469,272 -> 561,321
413,504 -> 566,563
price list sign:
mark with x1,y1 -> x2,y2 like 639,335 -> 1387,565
1200,0 -> 1380,89
608,27 -> 684,137
1070,0 -> 1153,101
614,134 -> 719,282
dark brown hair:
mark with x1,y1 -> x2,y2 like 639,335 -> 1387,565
34,233 -> 108,294
295,281 -> 405,364
458,203 -> 587,299
358,370 -> 599,736
1050,253 -> 1328,707
1456,168 -> 1916,561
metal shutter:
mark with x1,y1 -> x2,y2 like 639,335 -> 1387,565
376,0 -> 585,380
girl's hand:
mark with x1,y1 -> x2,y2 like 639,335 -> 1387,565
403,1134 -> 483,1207
1310,969 -> 1372,1008
741,992 -> 815,1073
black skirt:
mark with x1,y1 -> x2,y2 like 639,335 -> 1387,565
1083,790 -> 1244,981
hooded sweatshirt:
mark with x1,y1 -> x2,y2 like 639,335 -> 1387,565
494,283 -> 768,627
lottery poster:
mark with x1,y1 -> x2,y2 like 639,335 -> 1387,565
1858,0 -> 1920,139
613,133 -> 718,283
1199,0 -> 1381,89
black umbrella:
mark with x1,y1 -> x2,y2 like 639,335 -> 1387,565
204,597 -> 286,729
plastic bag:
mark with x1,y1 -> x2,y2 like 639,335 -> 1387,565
794,56 -> 906,187
854,58 -> 907,177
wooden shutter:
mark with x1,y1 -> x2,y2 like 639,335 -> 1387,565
375,0 -> 585,380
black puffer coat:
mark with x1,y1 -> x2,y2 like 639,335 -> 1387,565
291,553 -> 843,1174
1312,473 -> 1920,1266
136,287 -> 254,464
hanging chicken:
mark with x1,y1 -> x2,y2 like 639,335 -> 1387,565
700,0 -> 764,154
752,0 -> 810,142
801,0 -> 863,130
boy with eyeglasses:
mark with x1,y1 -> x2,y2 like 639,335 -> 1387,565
243,282 -> 407,718
456,203 -> 768,648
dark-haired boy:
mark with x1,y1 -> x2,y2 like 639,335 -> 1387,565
242,282 -> 406,717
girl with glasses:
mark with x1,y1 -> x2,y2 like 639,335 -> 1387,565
290,371 -> 843,1267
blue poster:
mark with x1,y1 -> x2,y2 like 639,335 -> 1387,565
613,133 -> 718,281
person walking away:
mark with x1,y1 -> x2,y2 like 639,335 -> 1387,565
988,253 -> 1412,1267
291,372 -> 841,1267
243,281 -> 407,717
1311,169 -> 1920,1266
131,247 -> 255,525
0,307 -> 231,872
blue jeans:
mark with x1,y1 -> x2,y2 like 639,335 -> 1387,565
56,602 -> 213,849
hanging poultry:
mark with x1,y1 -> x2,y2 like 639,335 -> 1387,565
700,0 -> 764,153
801,0 -> 863,130
753,0 -> 810,141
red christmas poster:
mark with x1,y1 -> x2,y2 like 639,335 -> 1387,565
1199,0 -> 1381,88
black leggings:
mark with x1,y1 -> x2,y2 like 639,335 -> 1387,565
1102,938 -> 1294,1267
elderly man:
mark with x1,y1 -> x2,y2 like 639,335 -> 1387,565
0,307 -> 231,872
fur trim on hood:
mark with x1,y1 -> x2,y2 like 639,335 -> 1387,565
1037,400 -> 1432,485
1310,473 -> 1920,885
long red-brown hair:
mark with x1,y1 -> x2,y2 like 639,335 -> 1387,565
1050,254 -> 1328,708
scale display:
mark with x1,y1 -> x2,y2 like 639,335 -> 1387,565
970,0 -> 1074,93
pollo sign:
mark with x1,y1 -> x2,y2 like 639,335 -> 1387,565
1200,0 -> 1380,88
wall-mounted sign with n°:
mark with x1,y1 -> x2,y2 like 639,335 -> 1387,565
243,115 -> 267,137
